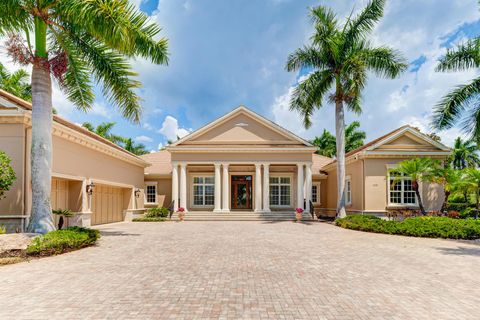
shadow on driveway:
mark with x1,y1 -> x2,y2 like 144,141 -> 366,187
436,246 -> 480,257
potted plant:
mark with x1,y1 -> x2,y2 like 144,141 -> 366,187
295,208 -> 303,222
52,209 -> 73,229
177,207 -> 185,221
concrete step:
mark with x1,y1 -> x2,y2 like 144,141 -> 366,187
170,212 -> 314,221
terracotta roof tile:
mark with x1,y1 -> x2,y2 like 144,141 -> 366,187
141,150 -> 172,175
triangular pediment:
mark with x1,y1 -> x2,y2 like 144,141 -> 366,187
170,106 -> 312,147
367,127 -> 450,152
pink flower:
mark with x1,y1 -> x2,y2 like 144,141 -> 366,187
178,207 -> 185,212
295,208 -> 304,214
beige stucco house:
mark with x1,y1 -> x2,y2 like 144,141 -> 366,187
0,89 -> 451,230
0,90 -> 147,232
142,107 -> 451,218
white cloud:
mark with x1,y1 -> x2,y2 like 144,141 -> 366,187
142,122 -> 154,130
158,115 -> 190,140
90,102 -> 111,118
135,135 -> 153,143
158,142 -> 164,150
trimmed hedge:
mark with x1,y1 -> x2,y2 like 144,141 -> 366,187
335,215 -> 480,240
145,207 -> 169,218
132,217 -> 167,222
26,227 -> 100,256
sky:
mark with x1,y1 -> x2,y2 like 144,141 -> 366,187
3,0 -> 480,151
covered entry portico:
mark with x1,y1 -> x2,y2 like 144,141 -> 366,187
170,161 -> 313,213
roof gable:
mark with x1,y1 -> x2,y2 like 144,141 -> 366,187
170,106 -> 313,147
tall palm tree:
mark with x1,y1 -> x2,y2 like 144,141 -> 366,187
461,168 -> 480,219
286,0 -> 407,218
0,62 -> 31,100
389,158 -> 441,216
450,137 -> 480,169
123,138 -> 148,156
1,0 -> 168,233
312,121 -> 366,157
82,122 -> 125,145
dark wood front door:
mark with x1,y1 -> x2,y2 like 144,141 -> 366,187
231,175 -> 252,209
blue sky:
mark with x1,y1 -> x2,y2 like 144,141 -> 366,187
3,0 -> 480,150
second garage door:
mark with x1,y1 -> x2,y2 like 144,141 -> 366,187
91,184 -> 125,225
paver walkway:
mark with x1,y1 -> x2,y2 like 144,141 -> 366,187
1,221 -> 479,319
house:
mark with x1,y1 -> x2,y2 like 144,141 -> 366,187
0,90 -> 147,232
142,107 -> 450,218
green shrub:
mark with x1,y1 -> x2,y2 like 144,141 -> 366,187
335,215 -> 480,239
145,207 -> 169,218
0,225 -> 6,234
460,207 -> 478,219
26,227 -> 100,256
132,217 -> 167,222
446,202 -> 470,212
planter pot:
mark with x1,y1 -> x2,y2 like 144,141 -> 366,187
295,212 -> 303,222
178,212 -> 185,221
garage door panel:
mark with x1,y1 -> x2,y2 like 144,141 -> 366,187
92,184 -> 125,225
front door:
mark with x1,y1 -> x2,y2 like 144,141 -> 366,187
231,175 -> 252,209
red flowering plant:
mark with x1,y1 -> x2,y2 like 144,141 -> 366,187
177,207 -> 185,212
295,208 -> 304,214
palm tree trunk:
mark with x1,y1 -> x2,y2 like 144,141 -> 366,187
476,190 -> 479,220
335,99 -> 346,218
413,180 -> 426,216
27,17 -> 55,234
441,190 -> 450,214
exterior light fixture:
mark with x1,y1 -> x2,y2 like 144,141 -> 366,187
134,188 -> 141,198
86,182 -> 95,196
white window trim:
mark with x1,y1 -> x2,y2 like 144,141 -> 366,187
269,173 -> 294,208
144,181 -> 158,205
386,165 -> 419,207
345,176 -> 352,206
190,175 -> 215,208
312,182 -> 321,205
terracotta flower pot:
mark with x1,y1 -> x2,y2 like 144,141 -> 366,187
295,212 -> 303,222
178,212 -> 185,221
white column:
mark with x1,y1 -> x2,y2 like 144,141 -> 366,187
180,163 -> 188,212
172,163 -> 179,211
222,164 -> 230,212
305,164 -> 312,213
214,163 -> 222,212
297,163 -> 304,209
254,163 -> 262,212
262,163 -> 270,212
81,178 -> 89,212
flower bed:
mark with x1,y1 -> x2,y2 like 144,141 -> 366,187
132,217 -> 167,222
26,227 -> 100,256
335,215 -> 480,239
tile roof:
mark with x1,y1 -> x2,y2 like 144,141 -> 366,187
141,150 -> 172,175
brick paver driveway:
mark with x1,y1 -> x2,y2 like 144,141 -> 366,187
1,221 -> 480,319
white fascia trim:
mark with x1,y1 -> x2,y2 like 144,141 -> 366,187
364,151 -> 451,156
169,106 -> 314,147
168,147 -> 317,153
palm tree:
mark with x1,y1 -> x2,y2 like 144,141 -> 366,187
312,130 -> 336,157
0,62 -> 31,100
461,168 -> 480,219
450,137 -> 480,169
432,22 -> 480,141
123,138 -> 149,156
82,122 -> 125,145
429,167 -> 461,213
286,0 -> 407,218
312,121 -> 366,157
1,0 -> 168,233
389,158 -> 441,216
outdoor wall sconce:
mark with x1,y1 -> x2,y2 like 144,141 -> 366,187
134,188 -> 141,198
86,182 -> 95,196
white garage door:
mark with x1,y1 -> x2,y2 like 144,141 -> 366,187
91,184 -> 125,225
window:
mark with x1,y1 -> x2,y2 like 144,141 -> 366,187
345,177 -> 352,205
388,172 -> 417,205
145,183 -> 157,204
270,176 -> 291,206
192,176 -> 215,206
312,182 -> 321,204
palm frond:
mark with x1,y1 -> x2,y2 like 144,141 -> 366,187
436,39 -> 480,72
432,76 -> 480,130
285,46 -> 329,72
343,0 -> 385,49
0,0 -> 32,35
359,46 -> 408,78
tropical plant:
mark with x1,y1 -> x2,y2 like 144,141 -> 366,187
285,0 -> 407,218
312,121 -> 366,157
449,137 -> 480,169
82,122 -> 125,145
0,150 -> 16,199
432,19 -> 480,142
0,0 -> 168,233
389,158 -> 441,216
461,168 -> 480,219
123,137 -> 149,156
52,208 -> 73,230
429,167 -> 461,213
0,62 -> 31,100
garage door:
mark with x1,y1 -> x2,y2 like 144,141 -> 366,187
91,184 -> 125,225
51,178 -> 69,210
